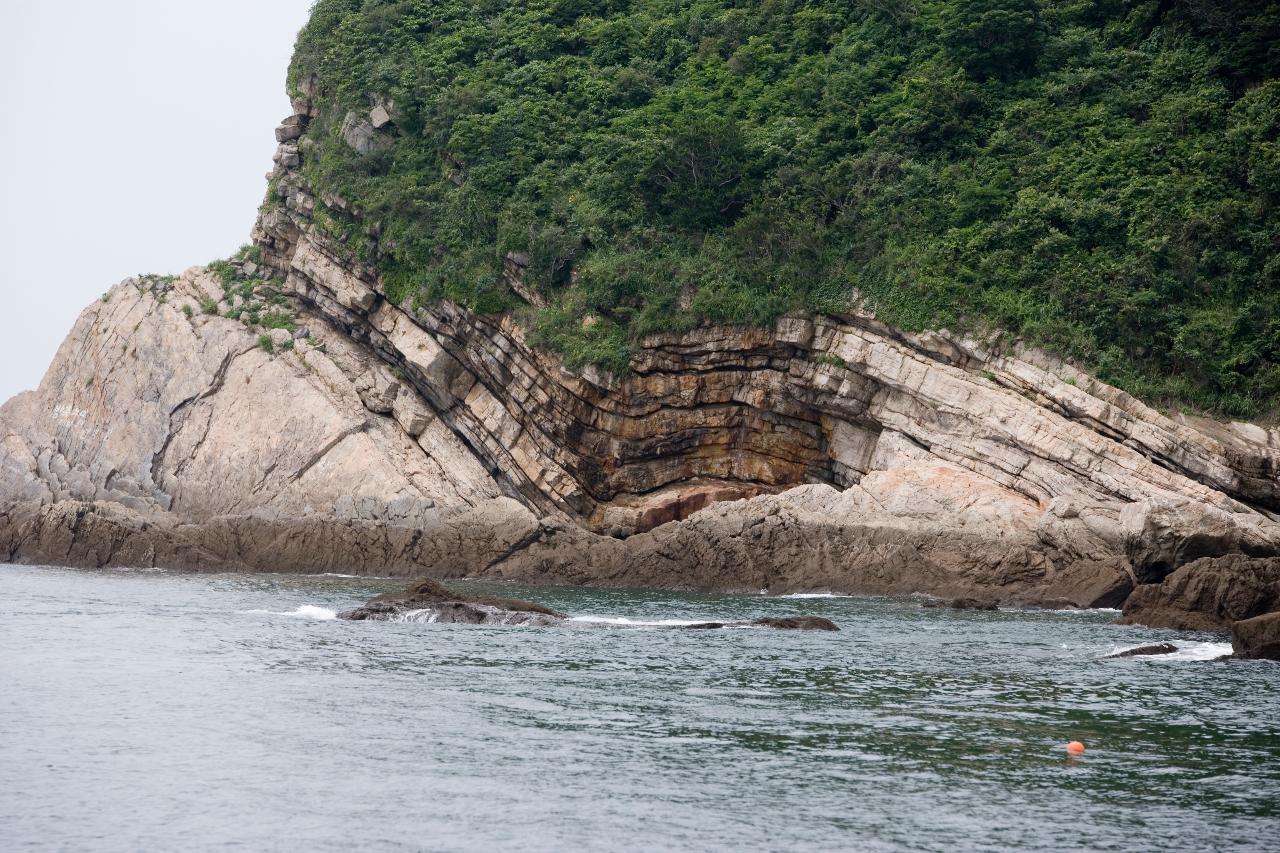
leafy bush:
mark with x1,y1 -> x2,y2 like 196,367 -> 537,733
291,0 -> 1280,417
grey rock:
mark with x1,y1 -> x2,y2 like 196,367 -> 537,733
340,111 -> 390,156
369,104 -> 392,129
274,115 -> 306,143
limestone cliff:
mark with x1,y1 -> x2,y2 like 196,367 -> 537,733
3,94 -> 1280,614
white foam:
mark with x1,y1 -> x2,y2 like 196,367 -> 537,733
780,593 -> 849,599
569,615 -> 729,628
393,608 -> 440,624
1053,607 -> 1122,615
1106,640 -> 1233,661
245,605 -> 338,621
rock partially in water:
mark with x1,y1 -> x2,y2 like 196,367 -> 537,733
339,579 -> 839,630
340,578 -> 565,625
922,597 -> 1000,611
1119,555 -> 1280,631
679,616 -> 839,631
1103,643 -> 1179,659
1231,613 -> 1280,660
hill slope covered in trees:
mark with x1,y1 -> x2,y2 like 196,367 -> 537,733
289,0 -> 1280,417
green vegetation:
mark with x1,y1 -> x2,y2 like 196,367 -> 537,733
260,310 -> 297,332
208,256 -> 301,340
208,260 -> 239,289
292,0 -> 1280,417
259,334 -> 275,354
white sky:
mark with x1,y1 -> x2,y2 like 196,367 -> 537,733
0,0 -> 315,402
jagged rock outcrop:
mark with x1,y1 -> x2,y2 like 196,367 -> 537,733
3,97 -> 1279,616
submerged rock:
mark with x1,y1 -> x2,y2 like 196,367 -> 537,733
340,578 -> 566,625
1103,643 -> 1179,659
923,598 -> 1000,611
747,616 -> 839,631
338,579 -> 839,631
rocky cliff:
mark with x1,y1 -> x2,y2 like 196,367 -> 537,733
3,93 -> 1280,618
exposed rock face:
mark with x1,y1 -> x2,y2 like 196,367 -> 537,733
1119,556 -> 1280,631
4,99 -> 1280,616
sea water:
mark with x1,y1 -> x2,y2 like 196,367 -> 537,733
1,564 -> 1277,851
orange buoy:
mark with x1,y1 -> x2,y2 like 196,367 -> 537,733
1066,741 -> 1086,755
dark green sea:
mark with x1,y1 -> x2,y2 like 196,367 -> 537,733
2,564 -> 1277,851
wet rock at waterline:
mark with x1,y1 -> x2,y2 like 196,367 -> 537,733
922,598 -> 1000,611
339,579 -> 840,630
339,578 -> 566,625
1230,613 -> 1280,660
1103,643 -> 1179,659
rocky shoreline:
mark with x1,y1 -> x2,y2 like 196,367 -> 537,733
3,94 -> 1280,652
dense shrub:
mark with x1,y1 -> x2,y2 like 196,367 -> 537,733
291,0 -> 1280,417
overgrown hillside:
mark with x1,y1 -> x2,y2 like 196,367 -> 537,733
288,0 -> 1280,417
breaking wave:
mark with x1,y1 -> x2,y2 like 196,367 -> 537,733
569,615 -> 749,628
1106,640 -> 1233,661
245,605 -> 338,621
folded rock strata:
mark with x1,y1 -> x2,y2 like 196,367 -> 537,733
3,101 -> 1280,619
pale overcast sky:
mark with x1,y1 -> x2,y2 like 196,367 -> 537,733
0,1 -> 315,403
